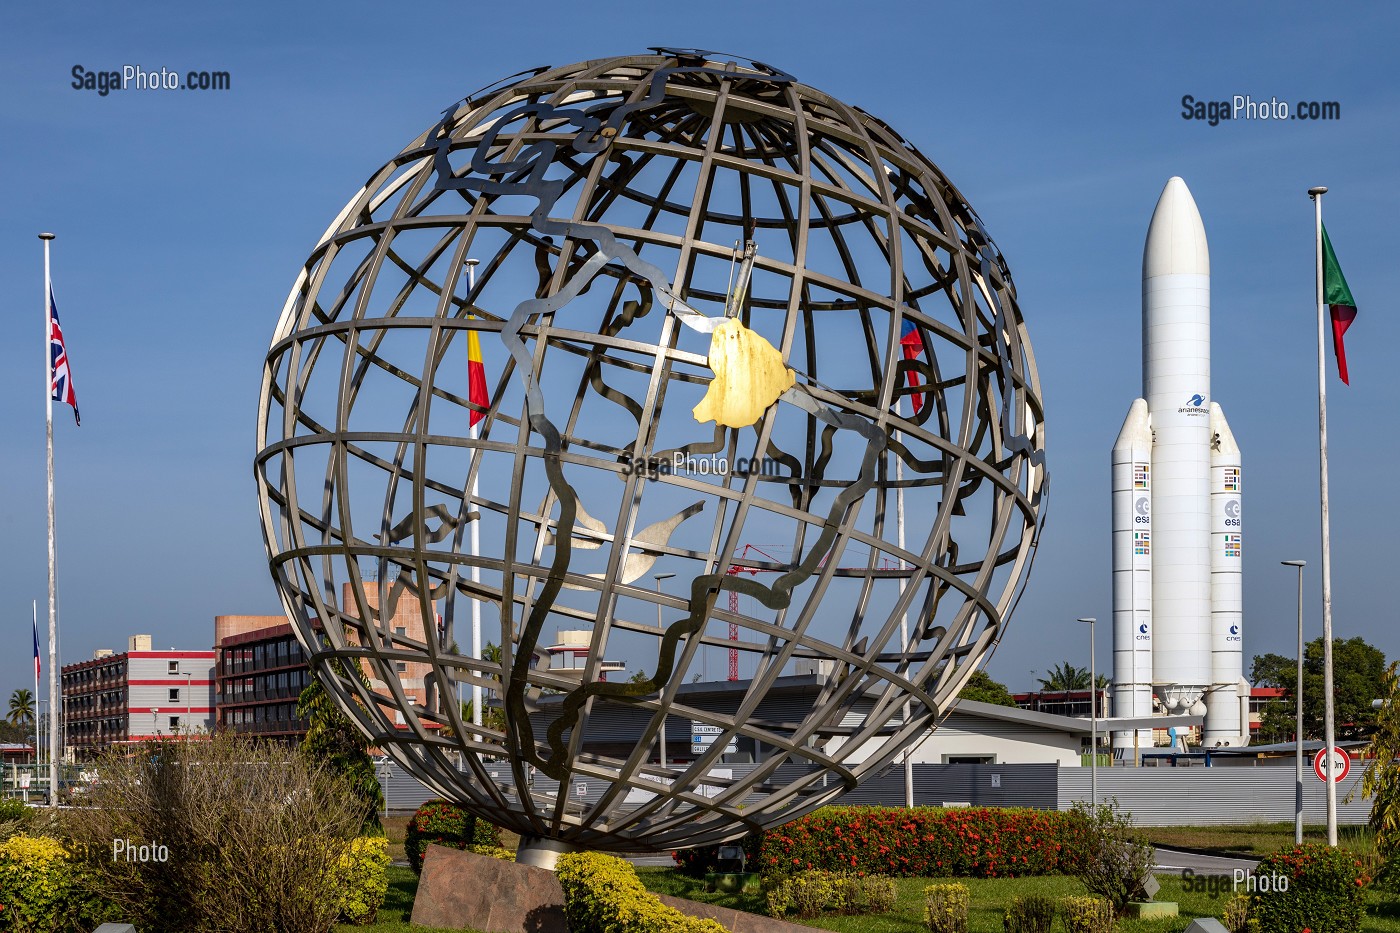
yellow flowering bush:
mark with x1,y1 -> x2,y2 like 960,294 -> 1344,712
923,882 -> 969,933
556,851 -> 728,933
0,834 -> 113,933
334,835 -> 390,925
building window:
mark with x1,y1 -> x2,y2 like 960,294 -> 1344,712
169,688 -> 180,703
394,626 -> 406,638
169,716 -> 180,730
168,661 -> 180,675
395,662 -> 407,674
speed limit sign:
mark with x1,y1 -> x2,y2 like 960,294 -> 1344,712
1313,747 -> 1351,783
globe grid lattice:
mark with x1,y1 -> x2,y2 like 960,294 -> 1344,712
256,49 -> 1047,853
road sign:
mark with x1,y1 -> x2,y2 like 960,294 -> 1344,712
1313,747 -> 1351,783
691,721 -> 738,755
18,774 -> 30,789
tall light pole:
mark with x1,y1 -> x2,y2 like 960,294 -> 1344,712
654,572 -> 675,768
1078,617 -> 1097,808
1282,560 -> 1307,844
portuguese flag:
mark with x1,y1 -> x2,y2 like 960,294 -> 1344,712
1322,225 -> 1358,385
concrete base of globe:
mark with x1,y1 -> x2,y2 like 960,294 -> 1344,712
1125,900 -> 1179,918
515,836 -> 581,871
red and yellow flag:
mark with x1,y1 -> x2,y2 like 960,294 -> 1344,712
467,318 -> 489,427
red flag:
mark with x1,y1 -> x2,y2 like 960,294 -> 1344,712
899,319 -> 925,414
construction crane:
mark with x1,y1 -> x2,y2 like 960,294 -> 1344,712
722,544 -> 901,681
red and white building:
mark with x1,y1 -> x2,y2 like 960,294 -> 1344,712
61,634 -> 215,758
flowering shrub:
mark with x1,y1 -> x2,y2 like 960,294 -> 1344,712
0,834 -> 113,933
1250,842 -> 1369,933
764,869 -> 896,918
334,835 -> 390,925
923,882 -> 969,933
1065,800 -> 1154,915
678,806 -> 1087,878
1222,893 -> 1257,933
1058,895 -> 1113,933
405,798 -> 503,873
557,851 -> 728,933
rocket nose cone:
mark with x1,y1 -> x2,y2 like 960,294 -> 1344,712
1143,176 -> 1209,278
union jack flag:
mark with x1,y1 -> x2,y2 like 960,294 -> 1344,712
49,288 -> 79,425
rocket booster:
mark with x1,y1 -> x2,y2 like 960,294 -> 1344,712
1112,177 -> 1247,749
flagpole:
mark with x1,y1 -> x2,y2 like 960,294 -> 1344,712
466,258 -> 482,731
1308,186 -> 1339,846
895,398 -> 914,808
33,600 -> 40,779
40,232 -> 60,807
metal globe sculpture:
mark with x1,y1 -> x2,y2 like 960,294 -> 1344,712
256,49 -> 1046,858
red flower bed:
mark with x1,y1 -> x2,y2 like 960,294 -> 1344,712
676,806 -> 1089,879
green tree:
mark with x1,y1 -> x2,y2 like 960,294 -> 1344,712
1254,637 -> 1386,742
1038,662 -> 1090,692
298,661 -> 384,834
1349,660 -> 1400,886
958,669 -> 1017,707
627,668 -> 650,685
7,688 -> 35,728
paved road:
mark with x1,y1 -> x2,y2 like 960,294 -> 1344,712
627,847 -> 1258,875
1154,846 -> 1257,874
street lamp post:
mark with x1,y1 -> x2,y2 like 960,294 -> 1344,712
1078,617 -> 1098,809
1282,559 -> 1307,844
654,572 -> 675,768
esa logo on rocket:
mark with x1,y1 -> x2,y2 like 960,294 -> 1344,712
1112,177 -> 1247,749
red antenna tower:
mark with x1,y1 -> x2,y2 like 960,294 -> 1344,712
723,544 -> 901,682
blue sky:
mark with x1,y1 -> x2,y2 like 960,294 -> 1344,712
1,1 -> 1396,701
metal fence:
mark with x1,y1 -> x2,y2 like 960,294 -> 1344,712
1058,767 -> 1369,826
375,760 -> 1372,827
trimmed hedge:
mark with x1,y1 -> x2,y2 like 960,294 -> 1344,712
557,851 -> 728,933
1249,841 -> 1369,933
0,834 -> 114,933
405,798 -> 503,873
335,835 -> 391,925
677,806 -> 1088,879
1058,895 -> 1113,933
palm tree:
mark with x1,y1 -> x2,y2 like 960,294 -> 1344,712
7,688 -> 35,728
1038,662 -> 1090,692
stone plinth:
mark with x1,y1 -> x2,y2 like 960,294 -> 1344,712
410,846 -> 567,933
410,845 -> 814,933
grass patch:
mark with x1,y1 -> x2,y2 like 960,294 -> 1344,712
1141,822 -> 1377,858
639,868 -> 1400,933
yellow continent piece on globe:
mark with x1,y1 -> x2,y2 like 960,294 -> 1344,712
692,318 -> 796,428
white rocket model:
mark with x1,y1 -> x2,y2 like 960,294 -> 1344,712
1112,177 -> 1249,751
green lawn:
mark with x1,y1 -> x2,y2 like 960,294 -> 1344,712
639,868 -> 1400,933
1141,821 -> 1378,858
